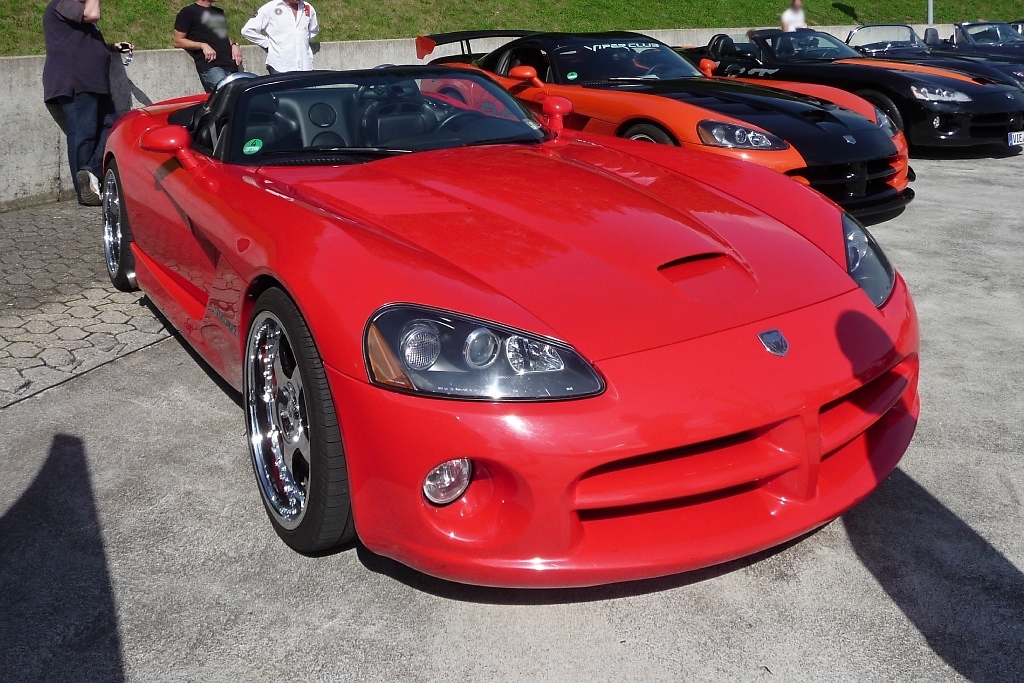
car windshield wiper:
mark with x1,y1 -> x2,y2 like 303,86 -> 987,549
459,134 -> 545,148
260,147 -> 413,158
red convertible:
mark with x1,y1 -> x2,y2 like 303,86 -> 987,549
102,67 -> 919,587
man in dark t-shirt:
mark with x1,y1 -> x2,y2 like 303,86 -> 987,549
173,0 -> 243,92
42,0 -> 133,206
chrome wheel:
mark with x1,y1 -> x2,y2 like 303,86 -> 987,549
102,168 -> 122,279
629,133 -> 657,143
246,312 -> 312,529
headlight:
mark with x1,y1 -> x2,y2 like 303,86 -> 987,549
873,106 -> 898,137
910,83 -> 971,103
842,214 -> 895,307
364,305 -> 605,400
697,120 -> 789,150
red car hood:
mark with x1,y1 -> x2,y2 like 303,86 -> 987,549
257,140 -> 856,361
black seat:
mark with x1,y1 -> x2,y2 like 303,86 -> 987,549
923,28 -> 941,46
719,36 -> 738,58
707,34 -> 732,59
244,93 -> 301,152
360,97 -> 437,146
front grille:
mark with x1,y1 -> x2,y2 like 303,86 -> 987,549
786,155 -> 900,206
969,111 -> 1023,138
571,355 -> 917,522
573,424 -> 802,513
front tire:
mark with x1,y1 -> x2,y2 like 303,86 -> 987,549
102,160 -> 137,292
244,287 -> 356,553
622,122 -> 677,145
854,89 -> 905,132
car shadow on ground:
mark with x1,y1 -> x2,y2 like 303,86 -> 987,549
910,143 -> 1022,160
843,469 -> 1024,682
0,434 -> 125,682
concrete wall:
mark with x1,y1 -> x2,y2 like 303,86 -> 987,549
0,24 -> 953,212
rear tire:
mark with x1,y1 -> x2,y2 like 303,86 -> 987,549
854,89 -> 905,131
622,122 -> 677,145
244,287 -> 356,553
102,160 -> 137,292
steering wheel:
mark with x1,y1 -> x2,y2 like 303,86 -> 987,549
642,63 -> 674,78
355,83 -> 390,102
436,110 -> 486,132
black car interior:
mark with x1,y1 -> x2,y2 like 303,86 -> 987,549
167,71 -> 543,163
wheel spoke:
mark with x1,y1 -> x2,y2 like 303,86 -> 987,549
245,312 -> 311,529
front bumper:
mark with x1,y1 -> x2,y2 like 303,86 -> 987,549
787,151 -> 914,221
905,90 -> 1024,146
328,281 -> 920,588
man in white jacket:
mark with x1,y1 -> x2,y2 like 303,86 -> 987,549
241,0 -> 319,73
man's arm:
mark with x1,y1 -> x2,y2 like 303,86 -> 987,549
308,6 -> 319,41
241,9 -> 271,49
173,29 -> 217,62
81,0 -> 100,23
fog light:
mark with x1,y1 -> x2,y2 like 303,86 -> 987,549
423,458 -> 473,505
932,116 -> 941,128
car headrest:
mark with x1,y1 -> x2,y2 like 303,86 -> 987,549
719,36 -> 738,57
708,33 -> 730,57
924,28 -> 940,46
248,93 -> 279,115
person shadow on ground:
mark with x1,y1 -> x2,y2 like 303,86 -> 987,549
0,434 -> 124,682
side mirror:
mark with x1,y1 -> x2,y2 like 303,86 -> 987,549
508,65 -> 545,89
541,96 -> 573,135
139,124 -> 199,170
698,58 -> 717,78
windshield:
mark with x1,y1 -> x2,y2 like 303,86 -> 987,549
759,31 -> 862,62
551,38 -> 702,83
230,71 -> 545,164
847,25 -> 927,51
965,23 -> 1024,44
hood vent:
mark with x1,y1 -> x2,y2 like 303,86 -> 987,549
659,252 -> 758,304
658,252 -> 731,281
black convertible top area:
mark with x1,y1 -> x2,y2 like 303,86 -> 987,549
167,66 -> 545,165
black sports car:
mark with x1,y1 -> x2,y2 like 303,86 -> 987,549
846,24 -> 1024,89
926,22 -> 1024,60
683,29 -> 1024,148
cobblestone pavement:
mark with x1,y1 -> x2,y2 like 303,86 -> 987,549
0,202 -> 169,407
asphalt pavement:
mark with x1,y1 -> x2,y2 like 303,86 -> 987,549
1,148 -> 1022,682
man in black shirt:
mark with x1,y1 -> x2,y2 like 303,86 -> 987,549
173,0 -> 243,92
42,0 -> 132,206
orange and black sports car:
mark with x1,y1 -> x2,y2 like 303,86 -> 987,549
418,30 -> 914,221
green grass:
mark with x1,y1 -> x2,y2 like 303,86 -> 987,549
3,0 -> 1021,56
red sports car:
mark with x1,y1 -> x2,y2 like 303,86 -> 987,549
102,67 -> 920,588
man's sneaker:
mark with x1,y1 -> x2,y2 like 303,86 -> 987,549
77,169 -> 102,206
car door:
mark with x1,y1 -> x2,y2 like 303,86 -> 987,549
131,112 -> 224,342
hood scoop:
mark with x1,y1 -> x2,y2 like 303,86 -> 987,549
659,252 -> 759,306
799,108 -> 840,125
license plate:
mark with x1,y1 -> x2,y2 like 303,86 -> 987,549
1009,131 -> 1024,146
